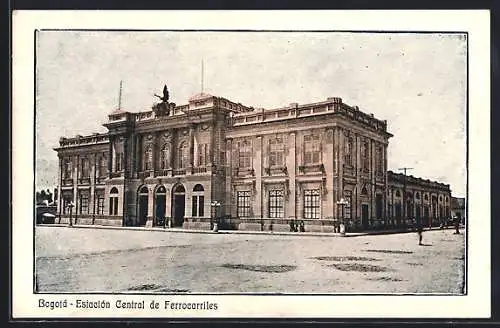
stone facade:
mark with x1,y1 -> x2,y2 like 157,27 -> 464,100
53,90 -> 452,232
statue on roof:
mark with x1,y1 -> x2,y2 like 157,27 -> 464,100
153,84 -> 170,116
154,85 -> 169,103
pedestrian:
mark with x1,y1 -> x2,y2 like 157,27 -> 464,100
417,220 -> 423,246
454,216 -> 460,234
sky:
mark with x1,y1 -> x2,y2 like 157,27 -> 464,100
35,31 -> 467,197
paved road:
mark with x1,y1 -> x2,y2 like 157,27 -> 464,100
35,226 -> 465,294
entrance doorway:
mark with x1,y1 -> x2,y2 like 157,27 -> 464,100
138,186 -> 149,226
361,204 -> 369,229
155,186 -> 167,226
172,184 -> 186,227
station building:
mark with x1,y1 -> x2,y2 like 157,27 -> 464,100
53,88 -> 451,232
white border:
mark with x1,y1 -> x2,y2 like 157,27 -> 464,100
12,10 -> 491,318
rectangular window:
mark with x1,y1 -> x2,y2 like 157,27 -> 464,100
79,193 -> 89,214
269,190 -> 284,218
269,138 -> 284,167
198,195 -> 204,217
81,158 -> 90,178
96,195 -> 105,214
198,144 -> 210,166
64,159 -> 72,179
304,135 -> 320,165
304,189 -> 320,219
192,196 -> 198,217
237,191 -> 251,218
115,152 -> 123,172
376,146 -> 383,174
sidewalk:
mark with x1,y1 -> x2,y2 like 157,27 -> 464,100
37,223 -> 464,238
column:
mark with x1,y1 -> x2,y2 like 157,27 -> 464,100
135,134 -> 142,174
90,154 -> 96,220
384,144 -> 388,222
57,156 -> 63,216
146,186 -> 154,228
323,129 -> 334,219
108,137 -> 113,176
254,136 -> 262,218
72,155 -> 79,218
371,140 -> 376,223
335,128 -> 344,220
225,139 -> 233,218
151,133 -> 157,176
355,134 -> 361,223
287,132 -> 296,219
188,124 -> 195,174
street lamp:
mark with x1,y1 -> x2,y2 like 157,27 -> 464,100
336,197 -> 349,236
210,200 -> 221,232
67,201 -> 75,227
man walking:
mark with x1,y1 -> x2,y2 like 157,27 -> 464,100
416,218 -> 423,246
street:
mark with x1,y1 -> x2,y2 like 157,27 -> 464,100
35,226 -> 465,294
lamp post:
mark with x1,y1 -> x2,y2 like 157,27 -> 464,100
211,200 -> 221,232
336,197 -> 349,236
67,201 -> 75,227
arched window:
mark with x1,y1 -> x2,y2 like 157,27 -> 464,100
144,145 -> 153,170
192,184 -> 205,217
415,192 -> 420,200
424,194 -> 429,201
238,140 -> 251,168
156,185 -> 166,194
177,142 -> 188,169
395,190 -> 401,197
174,184 -> 185,193
269,137 -> 285,166
304,134 -> 320,165
139,186 -> 148,194
160,144 -> 169,169
109,187 -> 119,215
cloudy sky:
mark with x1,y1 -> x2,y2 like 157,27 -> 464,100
35,31 -> 467,197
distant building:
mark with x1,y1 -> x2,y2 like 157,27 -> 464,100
52,87 -> 453,232
451,197 -> 466,223
387,171 -> 452,228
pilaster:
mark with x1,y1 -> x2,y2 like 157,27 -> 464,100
287,132 -> 296,219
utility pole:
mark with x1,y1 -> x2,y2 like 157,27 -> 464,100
398,167 -> 413,224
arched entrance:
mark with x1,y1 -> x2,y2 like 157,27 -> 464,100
138,186 -> 149,226
172,184 -> 186,227
155,185 -> 167,226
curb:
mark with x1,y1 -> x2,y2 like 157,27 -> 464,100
36,223 -> 464,238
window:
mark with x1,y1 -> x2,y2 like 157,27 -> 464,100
115,152 -> 123,172
344,191 -> 352,219
160,144 -> 170,169
79,192 -> 89,214
198,144 -> 209,166
415,192 -> 420,200
304,189 -> 320,219
178,142 -> 188,168
395,190 -> 401,197
238,140 -> 251,168
376,146 -> 383,174
144,145 -> 153,170
64,159 -> 72,179
81,158 -> 90,178
361,141 -> 369,170
361,186 -> 368,195
96,192 -> 105,214
97,156 -> 107,177
304,135 -> 320,165
269,137 -> 285,166
344,137 -> 353,166
237,191 -> 251,218
424,194 -> 429,201
192,184 -> 205,217
109,187 -> 119,215
269,190 -> 284,218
